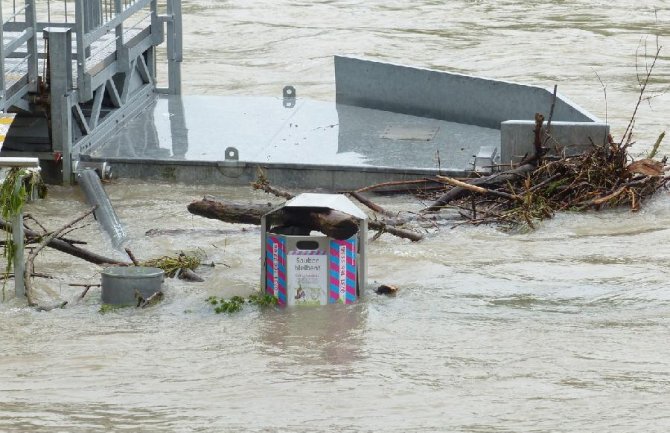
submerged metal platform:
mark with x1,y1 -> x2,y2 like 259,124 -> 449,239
82,94 -> 501,189
82,56 -> 608,190
0,3 -> 608,189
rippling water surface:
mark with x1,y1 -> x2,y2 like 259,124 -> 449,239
2,1 -> 670,432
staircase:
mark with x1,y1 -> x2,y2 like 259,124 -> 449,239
0,0 -> 182,183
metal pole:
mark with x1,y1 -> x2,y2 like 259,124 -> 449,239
114,0 -> 123,54
25,0 -> 39,92
0,5 -> 6,111
0,157 -> 40,299
12,178 -> 25,298
166,0 -> 182,94
83,0 -> 102,33
74,0 -> 87,95
44,28 -> 74,185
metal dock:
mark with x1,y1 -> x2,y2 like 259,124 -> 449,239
0,0 -> 182,184
0,2 -> 608,189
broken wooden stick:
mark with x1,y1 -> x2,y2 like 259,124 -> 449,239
347,191 -> 394,217
69,283 -> 102,300
24,207 -> 97,306
368,219 -> 424,242
252,177 -> 294,199
423,163 -> 536,212
436,175 -> 522,202
125,248 -> 140,266
137,291 -> 164,308
355,178 -> 444,194
0,219 -> 128,266
178,268 -> 205,282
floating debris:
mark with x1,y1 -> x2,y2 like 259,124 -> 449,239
375,284 -> 399,296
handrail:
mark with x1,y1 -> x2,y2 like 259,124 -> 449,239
2,5 -> 29,25
73,0 -> 156,99
82,0 -> 151,49
0,0 -> 179,110
0,1 -> 39,109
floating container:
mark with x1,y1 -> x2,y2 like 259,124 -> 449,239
261,193 -> 367,307
101,266 -> 164,305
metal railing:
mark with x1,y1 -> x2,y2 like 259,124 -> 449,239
0,0 -> 181,110
74,0 -> 157,100
0,0 -> 38,111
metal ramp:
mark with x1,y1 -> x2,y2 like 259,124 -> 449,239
0,0 -> 182,183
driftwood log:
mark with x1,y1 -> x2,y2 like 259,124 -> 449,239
253,176 -> 425,241
188,196 -> 274,225
0,219 -> 203,281
187,196 -> 359,240
188,196 -> 424,242
0,219 -> 128,266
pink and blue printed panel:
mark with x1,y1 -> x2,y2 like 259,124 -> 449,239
328,237 -> 357,304
266,235 -> 287,306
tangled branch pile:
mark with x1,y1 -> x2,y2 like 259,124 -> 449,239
423,47 -> 669,230
431,132 -> 667,230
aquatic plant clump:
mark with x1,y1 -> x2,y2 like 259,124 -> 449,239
141,252 -> 202,277
206,293 -> 278,314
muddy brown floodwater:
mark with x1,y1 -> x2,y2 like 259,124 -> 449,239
2,1 -> 670,432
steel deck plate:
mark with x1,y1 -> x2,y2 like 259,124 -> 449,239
86,94 -> 499,186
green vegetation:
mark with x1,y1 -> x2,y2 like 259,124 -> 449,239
1,168 -> 46,300
142,252 -> 202,277
99,304 -> 126,314
1,169 -> 28,278
248,292 -> 280,307
206,292 -> 278,314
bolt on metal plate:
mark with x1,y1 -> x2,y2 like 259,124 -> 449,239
283,85 -> 296,108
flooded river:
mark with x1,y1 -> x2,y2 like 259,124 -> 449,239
2,1 -> 670,431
